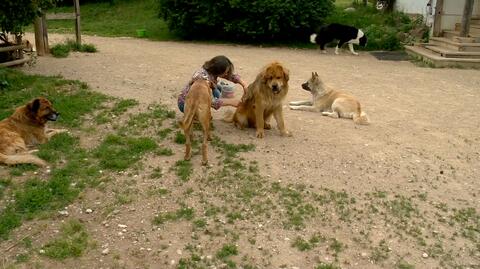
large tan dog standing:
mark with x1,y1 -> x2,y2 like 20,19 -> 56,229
289,72 -> 369,125
0,97 -> 68,166
181,80 -> 212,165
225,62 -> 292,138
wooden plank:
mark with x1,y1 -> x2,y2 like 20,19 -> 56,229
0,45 -> 25,53
0,57 -> 30,68
46,13 -> 76,20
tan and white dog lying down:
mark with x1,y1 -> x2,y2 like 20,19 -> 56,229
289,72 -> 369,125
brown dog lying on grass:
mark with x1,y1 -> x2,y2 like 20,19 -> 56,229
0,97 -> 68,167
180,80 -> 212,165
225,62 -> 292,138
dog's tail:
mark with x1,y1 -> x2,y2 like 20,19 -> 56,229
353,104 -> 369,125
223,109 -> 235,123
310,33 -> 317,44
0,153 -> 47,167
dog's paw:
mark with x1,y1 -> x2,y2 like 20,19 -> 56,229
256,131 -> 265,138
264,123 -> 272,130
281,130 -> 293,137
289,105 -> 296,110
352,52 -> 359,56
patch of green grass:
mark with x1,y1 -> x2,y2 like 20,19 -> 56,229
172,160 -> 192,182
15,253 -> 30,263
216,244 -> 238,259
152,206 -> 195,225
41,219 -> 89,260
44,0 -> 176,41
0,68 -> 107,127
111,99 -> 139,115
396,260 -> 415,269
155,147 -> 174,156
174,131 -> 186,144
157,128 -> 173,140
315,263 -> 341,269
0,179 -> 12,198
193,218 -> 207,229
385,195 -> 418,220
94,134 -> 157,170
371,239 -> 390,263
50,39 -> 98,58
50,43 -> 71,58
149,167 -> 163,179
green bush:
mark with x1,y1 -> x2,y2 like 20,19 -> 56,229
325,5 -> 427,51
158,0 -> 334,42
0,0 -> 56,36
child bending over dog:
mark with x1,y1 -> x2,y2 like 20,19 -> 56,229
177,55 -> 248,113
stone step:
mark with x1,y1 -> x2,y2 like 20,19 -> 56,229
443,30 -> 480,41
429,37 -> 480,52
405,45 -> 480,68
455,23 -> 480,35
425,45 -> 480,58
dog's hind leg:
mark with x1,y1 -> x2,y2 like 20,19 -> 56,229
198,107 -> 211,165
348,43 -> 358,55
322,111 -> 339,118
289,100 -> 312,106
289,105 -> 319,112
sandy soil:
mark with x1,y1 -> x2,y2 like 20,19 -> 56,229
3,33 -> 479,268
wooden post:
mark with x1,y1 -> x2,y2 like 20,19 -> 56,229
34,16 -> 45,56
433,0 -> 444,37
74,0 -> 81,45
41,14 -> 49,54
460,0 -> 474,37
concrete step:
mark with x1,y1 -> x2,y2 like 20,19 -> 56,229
443,30 -> 480,41
405,45 -> 480,68
455,23 -> 480,35
429,37 -> 480,52
425,45 -> 480,58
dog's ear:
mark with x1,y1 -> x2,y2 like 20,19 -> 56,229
283,66 -> 289,81
28,98 -> 41,113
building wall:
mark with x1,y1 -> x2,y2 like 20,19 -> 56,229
395,0 -> 480,33
395,0 -> 431,16
441,0 -> 479,31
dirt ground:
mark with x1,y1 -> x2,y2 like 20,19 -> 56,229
2,33 -> 479,268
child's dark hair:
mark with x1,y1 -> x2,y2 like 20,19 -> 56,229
203,55 -> 234,78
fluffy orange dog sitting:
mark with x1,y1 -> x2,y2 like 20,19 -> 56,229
225,62 -> 292,138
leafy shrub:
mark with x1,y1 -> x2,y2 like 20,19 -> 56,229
158,0 -> 334,42
325,5 -> 428,51
0,0 -> 56,36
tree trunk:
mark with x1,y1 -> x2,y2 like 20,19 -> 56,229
460,0 -> 474,37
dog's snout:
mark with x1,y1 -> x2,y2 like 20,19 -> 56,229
301,83 -> 311,91
272,84 -> 279,91
47,112 -> 59,121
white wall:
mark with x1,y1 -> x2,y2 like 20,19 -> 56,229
441,0 -> 480,31
395,0 -> 431,16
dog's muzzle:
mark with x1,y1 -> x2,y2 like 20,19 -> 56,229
271,84 -> 281,94
47,112 -> 60,121
301,82 -> 311,91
